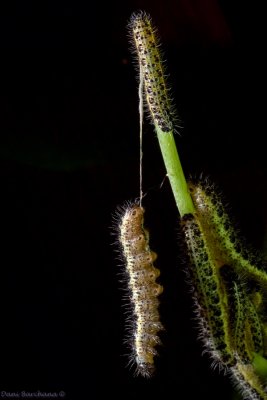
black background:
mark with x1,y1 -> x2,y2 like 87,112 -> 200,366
1,0 -> 267,399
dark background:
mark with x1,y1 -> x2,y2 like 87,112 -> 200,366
1,0 -> 266,399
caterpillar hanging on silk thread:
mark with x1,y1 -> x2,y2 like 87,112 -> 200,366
113,202 -> 164,378
181,178 -> 267,399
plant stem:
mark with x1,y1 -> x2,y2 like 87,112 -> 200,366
155,125 -> 195,217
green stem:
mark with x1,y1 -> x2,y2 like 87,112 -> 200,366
155,124 -> 195,217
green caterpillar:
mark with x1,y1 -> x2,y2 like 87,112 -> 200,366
182,180 -> 267,398
189,181 -> 267,289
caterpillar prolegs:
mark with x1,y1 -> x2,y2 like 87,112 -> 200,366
181,180 -> 267,399
115,202 -> 163,377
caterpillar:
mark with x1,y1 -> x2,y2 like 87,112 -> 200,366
128,12 -> 177,133
230,365 -> 266,400
181,213 -> 234,368
115,202 -> 163,377
181,179 -> 267,398
188,180 -> 267,289
219,264 -> 258,364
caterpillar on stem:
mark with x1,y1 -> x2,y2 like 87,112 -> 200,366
181,213 -> 234,368
128,11 -> 195,217
188,180 -> 267,289
128,11 -> 177,133
182,179 -> 267,398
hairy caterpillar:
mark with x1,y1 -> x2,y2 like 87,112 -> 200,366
230,365 -> 267,400
220,265 -> 263,363
181,213 -> 234,367
188,181 -> 267,288
128,12 -> 177,133
115,202 -> 163,377
181,179 -> 267,398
